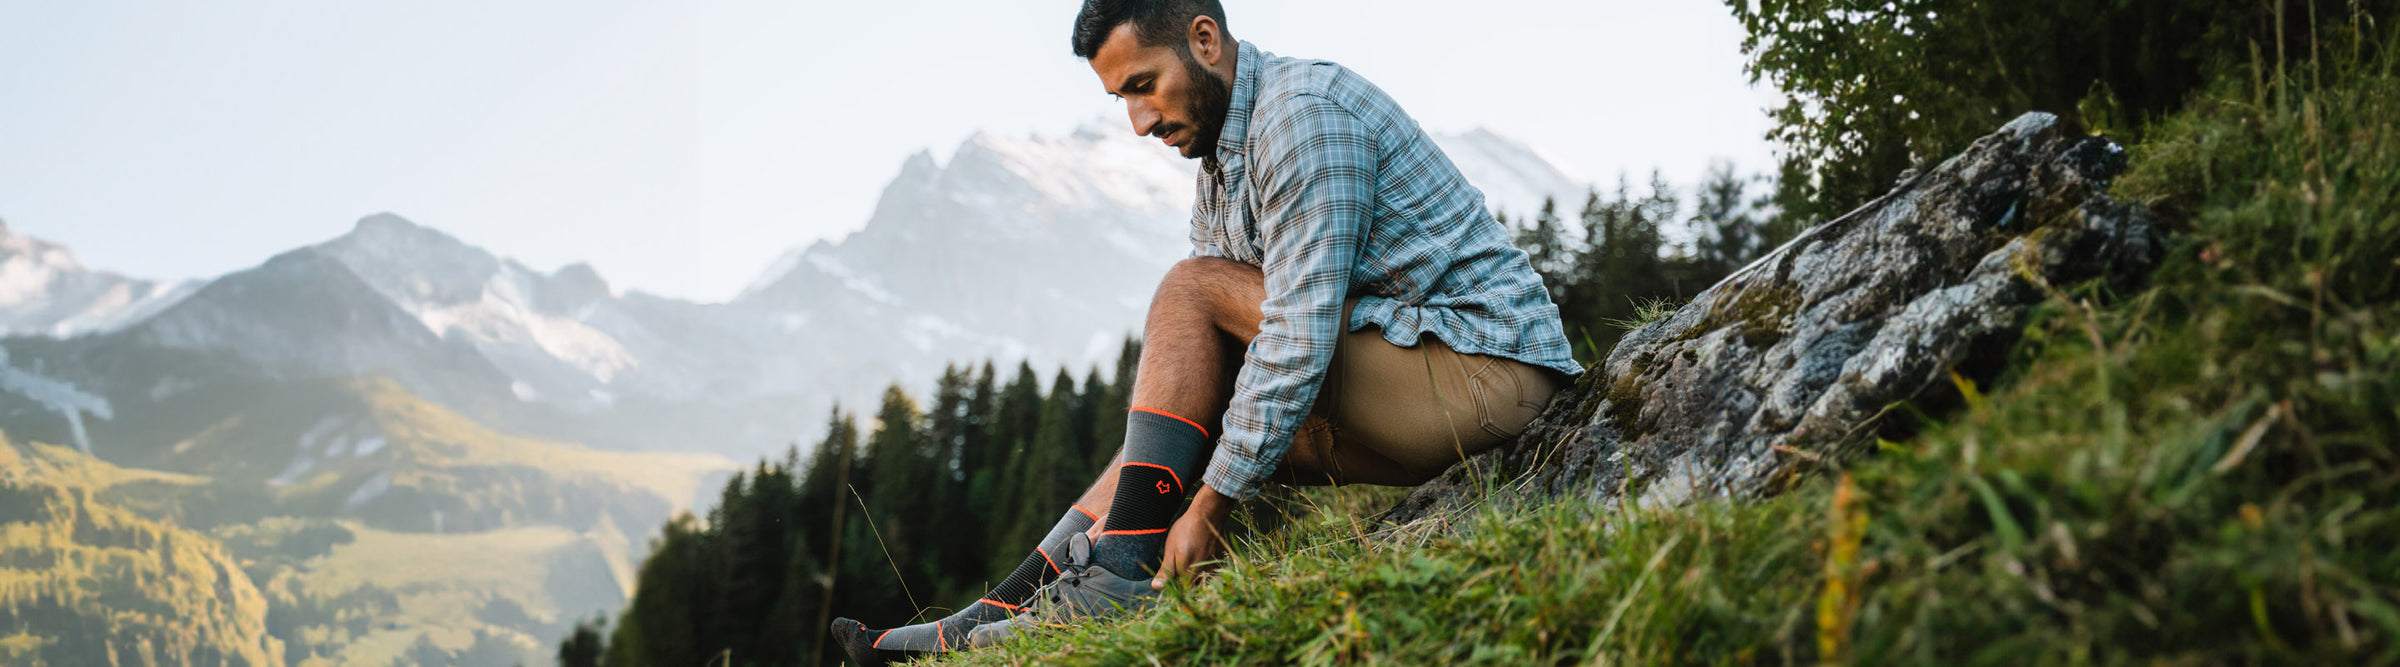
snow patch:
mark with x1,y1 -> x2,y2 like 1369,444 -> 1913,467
147,376 -> 197,401
413,282 -> 639,383
345,471 -> 392,509
805,254 -> 901,306
269,453 -> 316,487
777,312 -> 811,334
296,416 -> 346,454
0,346 -> 112,454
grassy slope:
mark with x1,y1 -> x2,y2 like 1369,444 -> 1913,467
2,374 -> 739,667
938,34 -> 2400,667
0,437 -> 286,667
347,377 -> 734,518
283,522 -> 631,667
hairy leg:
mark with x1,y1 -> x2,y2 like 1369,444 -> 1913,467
1129,257 -> 1265,428
1066,257 -> 1265,524
1106,258 -> 1423,490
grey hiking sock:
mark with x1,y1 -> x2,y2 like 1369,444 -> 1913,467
865,505 -> 1097,652
1092,408 -> 1211,577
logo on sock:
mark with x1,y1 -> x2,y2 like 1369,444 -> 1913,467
1155,480 -> 1172,494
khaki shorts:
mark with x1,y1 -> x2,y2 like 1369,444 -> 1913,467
1272,299 -> 1568,485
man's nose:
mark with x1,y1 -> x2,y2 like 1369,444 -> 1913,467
1127,99 -> 1162,136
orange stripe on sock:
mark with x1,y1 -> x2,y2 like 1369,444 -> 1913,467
937,623 -> 949,651
1130,406 -> 1210,437
873,629 -> 892,649
1099,528 -> 1169,536
1120,461 -> 1185,493
1070,505 -> 1099,521
1037,545 -> 1061,574
979,598 -> 1022,611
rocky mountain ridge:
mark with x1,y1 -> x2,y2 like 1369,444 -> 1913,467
0,219 -> 196,339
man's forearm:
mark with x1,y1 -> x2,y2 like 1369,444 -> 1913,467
1187,484 -> 1238,525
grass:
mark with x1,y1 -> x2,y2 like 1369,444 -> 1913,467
934,28 -> 2400,667
1602,296 -> 1686,332
285,522 -> 631,666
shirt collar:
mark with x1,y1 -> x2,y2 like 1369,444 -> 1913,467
1208,40 -> 1262,168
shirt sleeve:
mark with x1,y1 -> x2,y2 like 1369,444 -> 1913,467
1202,93 -> 1378,500
1189,168 -> 1230,259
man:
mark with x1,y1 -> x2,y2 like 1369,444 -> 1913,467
832,0 -> 1578,661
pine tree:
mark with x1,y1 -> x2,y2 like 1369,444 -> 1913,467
1514,197 -> 1575,303
1074,366 -> 1107,475
556,614 -> 604,667
922,365 -> 983,601
1091,336 -> 1141,473
1003,371 -> 1084,557
1692,160 -> 1761,276
984,363 -> 1046,574
863,385 -> 936,617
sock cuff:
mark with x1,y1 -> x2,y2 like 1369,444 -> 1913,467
1129,406 -> 1210,438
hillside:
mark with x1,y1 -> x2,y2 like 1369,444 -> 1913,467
936,17 -> 2399,666
0,376 -> 734,667
0,438 -> 283,667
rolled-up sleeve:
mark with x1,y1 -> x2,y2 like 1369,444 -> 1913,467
1202,93 -> 1378,500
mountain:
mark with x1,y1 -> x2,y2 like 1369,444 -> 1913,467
0,124 -> 1588,666
1436,127 -> 1594,220
0,124 -> 1587,460
732,124 -> 1594,406
0,219 -> 196,338
735,124 -> 1197,393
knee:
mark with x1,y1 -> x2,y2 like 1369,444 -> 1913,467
1155,257 -> 1261,305
1162,257 -> 1257,287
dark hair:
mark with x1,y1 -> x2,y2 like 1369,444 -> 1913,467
1070,0 -> 1228,60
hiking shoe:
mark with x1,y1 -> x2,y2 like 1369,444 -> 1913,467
965,616 -> 1020,649
1025,532 -> 1159,623
829,617 -> 892,667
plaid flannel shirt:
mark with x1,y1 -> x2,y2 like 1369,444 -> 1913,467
1194,41 -> 1581,500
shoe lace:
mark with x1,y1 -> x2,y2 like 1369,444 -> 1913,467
1051,561 -> 1092,598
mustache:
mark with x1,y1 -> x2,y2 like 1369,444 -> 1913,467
1148,122 -> 1188,140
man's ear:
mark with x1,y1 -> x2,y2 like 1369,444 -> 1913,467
1189,15 -> 1225,67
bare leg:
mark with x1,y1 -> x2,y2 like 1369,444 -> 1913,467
1129,257 -> 1266,433
1053,258 -> 1265,524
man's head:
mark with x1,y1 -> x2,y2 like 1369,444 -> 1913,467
1072,0 -> 1235,159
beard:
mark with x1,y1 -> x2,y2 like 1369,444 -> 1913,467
1167,48 -> 1233,159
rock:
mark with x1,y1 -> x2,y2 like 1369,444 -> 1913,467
1380,112 -> 2161,528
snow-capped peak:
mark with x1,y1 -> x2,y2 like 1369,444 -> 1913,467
313,213 -> 639,392
0,218 -> 195,338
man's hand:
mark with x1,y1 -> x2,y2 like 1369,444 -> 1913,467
1153,484 -> 1237,589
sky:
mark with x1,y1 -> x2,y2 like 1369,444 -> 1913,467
0,1 -> 1777,303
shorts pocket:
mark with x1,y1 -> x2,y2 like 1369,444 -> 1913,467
1466,355 -> 1531,440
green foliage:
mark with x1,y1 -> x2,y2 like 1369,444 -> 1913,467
1522,168 -> 1775,363
1727,0 -> 2397,228
591,349 -> 1142,666
558,617 -> 604,667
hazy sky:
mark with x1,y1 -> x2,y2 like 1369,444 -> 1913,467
0,1 -> 1776,302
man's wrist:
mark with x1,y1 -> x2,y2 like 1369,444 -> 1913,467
1190,484 -> 1237,522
